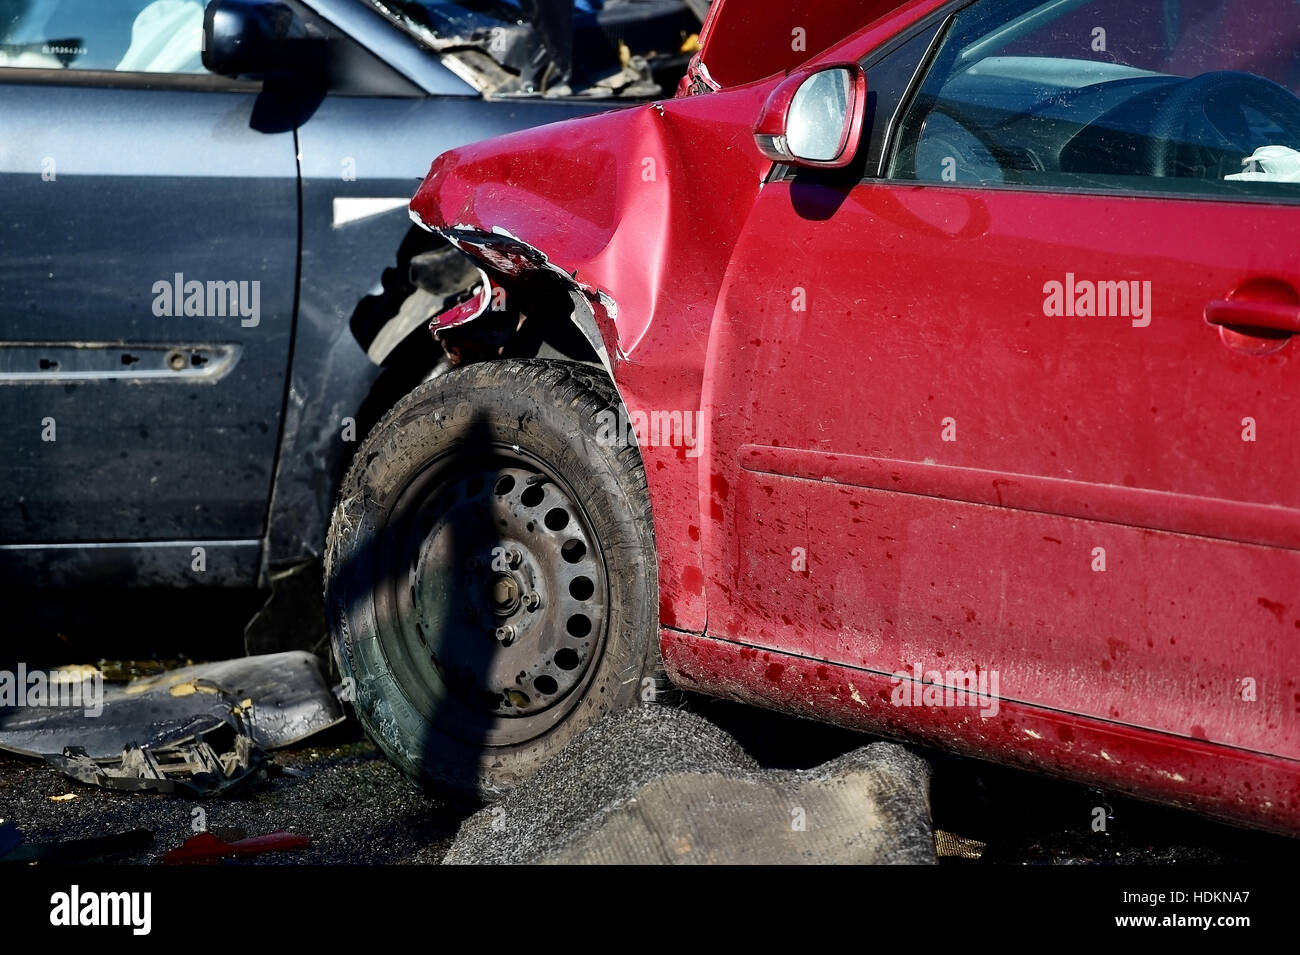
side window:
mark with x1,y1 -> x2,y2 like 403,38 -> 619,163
0,0 -> 205,73
888,0 -> 1300,200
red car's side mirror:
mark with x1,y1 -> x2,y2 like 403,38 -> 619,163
753,64 -> 868,169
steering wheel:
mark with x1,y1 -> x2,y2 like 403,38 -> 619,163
1148,71 -> 1300,178
911,110 -> 1008,183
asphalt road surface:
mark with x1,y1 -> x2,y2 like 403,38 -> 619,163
3,697 -> 1297,865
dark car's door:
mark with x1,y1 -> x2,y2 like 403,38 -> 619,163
704,0 -> 1300,758
0,1 -> 297,567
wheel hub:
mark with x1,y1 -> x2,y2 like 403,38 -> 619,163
490,574 -> 521,616
395,463 -> 608,719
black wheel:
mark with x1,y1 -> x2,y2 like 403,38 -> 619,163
325,359 -> 660,798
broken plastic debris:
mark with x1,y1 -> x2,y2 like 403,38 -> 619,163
161,829 -> 310,864
0,651 -> 344,760
934,829 -> 987,860
0,818 -> 22,859
0,824 -> 153,864
45,723 -> 268,797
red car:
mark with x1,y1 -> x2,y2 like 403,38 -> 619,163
326,0 -> 1300,833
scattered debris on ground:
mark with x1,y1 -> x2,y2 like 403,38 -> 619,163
0,652 -> 343,797
0,732 -> 457,865
934,829 -> 988,860
0,818 -> 21,857
0,651 -> 343,759
1,692 -> 1294,864
162,829 -> 310,864
47,724 -> 268,797
0,817 -> 153,864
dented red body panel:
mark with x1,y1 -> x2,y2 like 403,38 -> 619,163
410,0 -> 1300,833
414,78 -> 778,634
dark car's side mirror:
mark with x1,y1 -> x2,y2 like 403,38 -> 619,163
753,64 -> 867,169
203,0 -> 309,79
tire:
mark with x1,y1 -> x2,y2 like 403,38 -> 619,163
325,358 -> 660,799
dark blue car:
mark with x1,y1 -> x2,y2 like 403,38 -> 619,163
0,0 -> 699,646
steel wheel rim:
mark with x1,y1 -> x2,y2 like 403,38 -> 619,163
375,447 -> 610,746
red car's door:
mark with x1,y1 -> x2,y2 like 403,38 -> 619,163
701,0 -> 1300,758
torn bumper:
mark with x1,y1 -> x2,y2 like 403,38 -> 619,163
414,216 -> 623,372
430,266 -> 494,335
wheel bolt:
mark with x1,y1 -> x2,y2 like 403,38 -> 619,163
523,592 -> 541,611
507,548 -> 523,568
494,625 -> 515,646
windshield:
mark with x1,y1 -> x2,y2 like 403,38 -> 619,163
366,0 -> 704,97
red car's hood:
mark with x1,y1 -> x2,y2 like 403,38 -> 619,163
686,0 -> 907,91
410,83 -> 774,358
411,105 -> 654,278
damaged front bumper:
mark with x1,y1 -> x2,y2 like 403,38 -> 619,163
416,220 -> 622,375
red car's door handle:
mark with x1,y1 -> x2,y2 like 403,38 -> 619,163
1205,299 -> 1300,335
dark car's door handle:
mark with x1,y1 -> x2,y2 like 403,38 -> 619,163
1205,299 -> 1300,335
